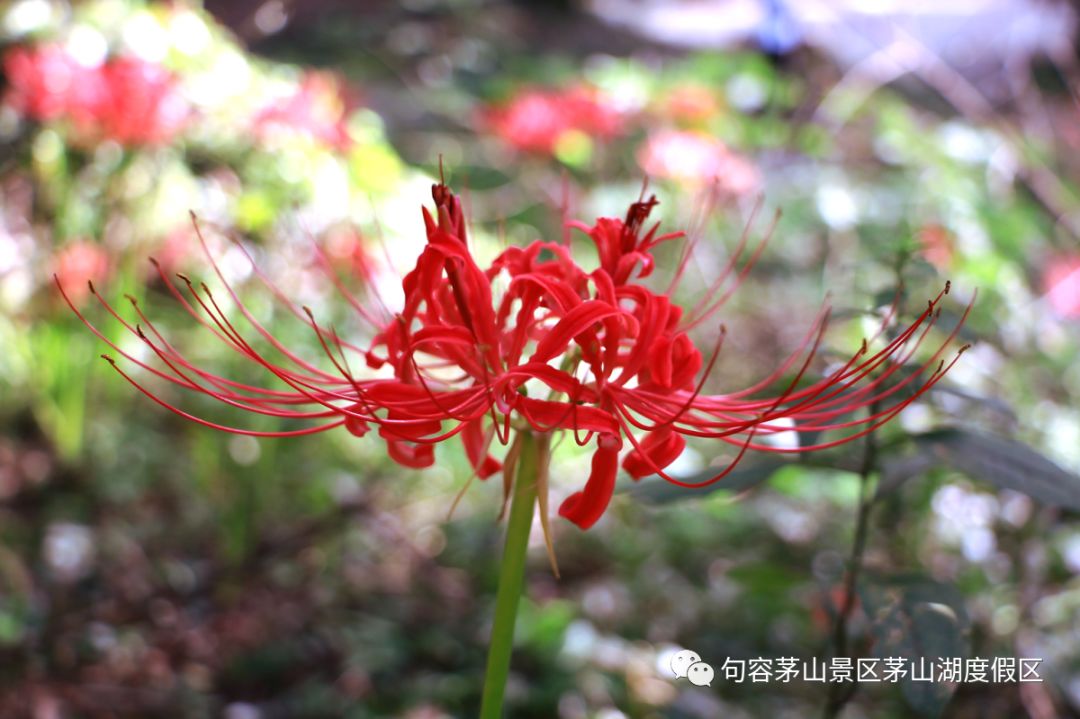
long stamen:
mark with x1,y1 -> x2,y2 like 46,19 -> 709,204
100,355 -> 346,437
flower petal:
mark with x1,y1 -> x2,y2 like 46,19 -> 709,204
558,439 -> 619,529
622,427 -> 686,479
462,417 -> 501,479
516,396 -> 619,436
531,300 -> 623,364
386,438 -> 435,468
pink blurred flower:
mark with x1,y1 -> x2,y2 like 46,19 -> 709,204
145,225 -> 198,277
1044,255 -> 1080,319
52,241 -> 109,305
2,44 -> 106,126
94,57 -> 188,146
2,45 -> 187,146
323,226 -> 376,280
254,72 -> 353,149
637,130 -> 759,194
481,85 -> 624,155
918,224 -> 955,271
661,84 -> 720,125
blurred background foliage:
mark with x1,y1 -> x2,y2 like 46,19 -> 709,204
2,0 -> 1080,717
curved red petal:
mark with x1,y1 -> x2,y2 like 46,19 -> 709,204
387,438 -> 436,468
622,428 -> 686,479
558,441 -> 619,529
462,417 -> 502,479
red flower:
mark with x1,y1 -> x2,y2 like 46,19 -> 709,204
253,72 -> 352,150
2,45 -> 187,146
481,85 -> 623,155
2,44 -> 106,126
61,183 -> 970,530
93,57 -> 188,146
52,241 -> 109,306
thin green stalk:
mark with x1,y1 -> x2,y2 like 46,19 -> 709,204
480,431 -> 540,719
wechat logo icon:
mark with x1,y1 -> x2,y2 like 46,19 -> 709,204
669,648 -> 714,687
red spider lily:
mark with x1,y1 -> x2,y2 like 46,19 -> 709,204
59,182 -> 971,532
2,44 -> 106,126
2,45 -> 187,146
93,57 -> 188,146
480,85 -> 624,155
52,240 -> 109,306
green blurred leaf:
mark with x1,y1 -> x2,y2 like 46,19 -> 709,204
621,458 -> 787,504
859,573 -> 970,717
446,165 -> 512,191
881,428 -> 1080,509
876,452 -> 940,500
515,598 -> 575,655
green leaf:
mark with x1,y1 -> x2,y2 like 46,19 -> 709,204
442,165 -> 511,191
876,453 -> 939,500
859,573 -> 970,717
621,458 -> 787,504
515,598 -> 575,655
880,428 -> 1080,509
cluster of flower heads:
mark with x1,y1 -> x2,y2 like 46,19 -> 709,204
63,182 -> 970,531
479,85 -> 624,155
480,82 -> 759,193
0,0 -> 401,319
2,42 -> 360,151
3,44 -> 188,146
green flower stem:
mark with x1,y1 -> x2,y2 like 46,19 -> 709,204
480,431 -> 540,719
